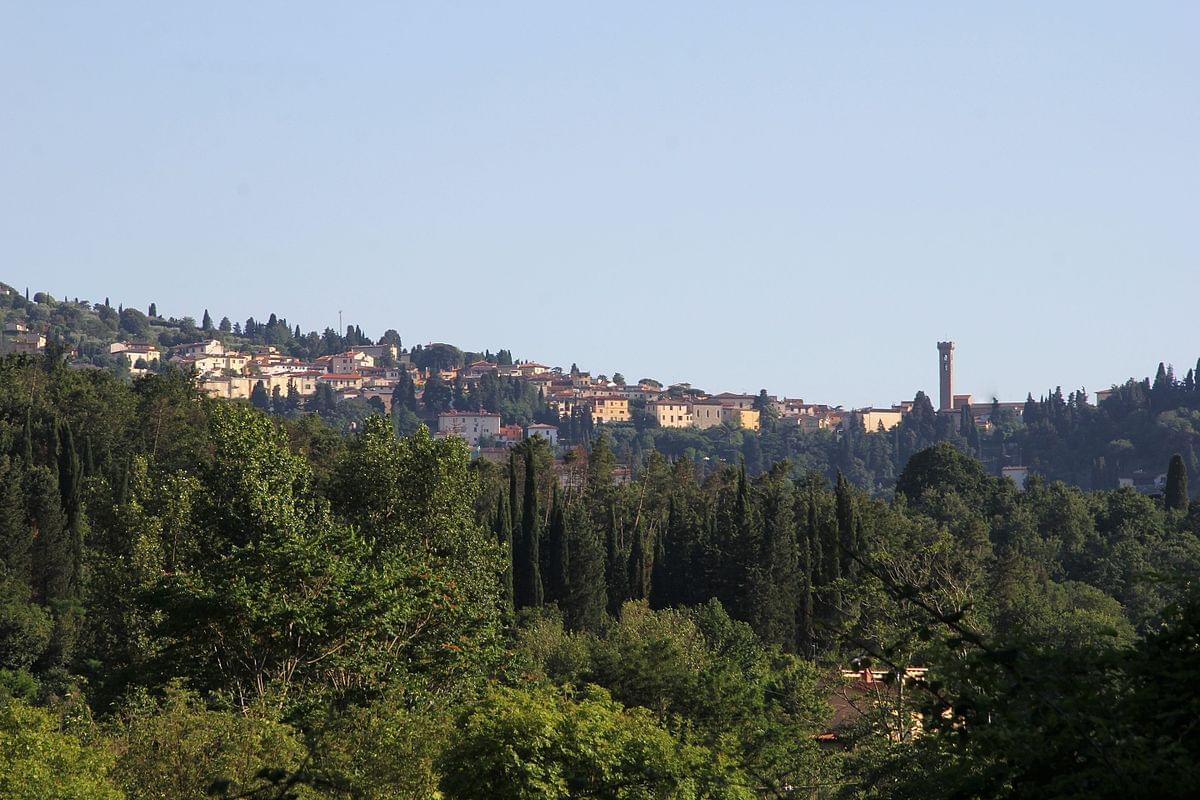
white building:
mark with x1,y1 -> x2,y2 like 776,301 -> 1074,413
437,411 -> 501,446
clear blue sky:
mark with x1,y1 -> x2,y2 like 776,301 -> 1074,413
3,3 -> 1197,407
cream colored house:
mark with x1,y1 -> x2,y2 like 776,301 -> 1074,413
175,339 -> 225,357
201,376 -> 253,400
332,350 -> 375,373
693,399 -> 760,431
649,400 -> 692,428
587,395 -> 630,424
853,408 -> 904,433
721,406 -> 760,431
318,372 -> 363,391
110,342 -> 161,365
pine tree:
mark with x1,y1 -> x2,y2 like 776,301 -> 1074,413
1165,453 -> 1189,511
514,446 -> 543,608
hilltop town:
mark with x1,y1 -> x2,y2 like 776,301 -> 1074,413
1,284 -> 1193,494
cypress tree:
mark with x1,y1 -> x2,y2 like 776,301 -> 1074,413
821,496 -> 841,630
627,526 -> 651,601
250,381 -> 270,411
508,451 -> 520,534
604,501 -> 626,615
0,458 -> 30,584
835,471 -> 856,578
494,492 -> 514,619
545,486 -> 569,605
806,495 -> 832,642
81,435 -> 94,476
27,466 -> 68,604
56,421 -> 83,595
148,302 -> 157,317
650,496 -> 685,608
20,408 -> 33,465
564,500 -> 606,631
515,445 -> 543,608
797,496 -> 816,657
756,467 -> 797,650
1165,453 -> 1189,511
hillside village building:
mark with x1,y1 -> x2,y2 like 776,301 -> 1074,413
649,400 -> 692,428
525,423 -> 559,447
437,411 -> 501,446
110,342 -> 162,365
1,322 -> 46,355
587,395 -> 631,424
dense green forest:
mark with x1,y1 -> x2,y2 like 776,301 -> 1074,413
0,350 -> 1198,798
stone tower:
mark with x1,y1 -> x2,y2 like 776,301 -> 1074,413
937,341 -> 955,412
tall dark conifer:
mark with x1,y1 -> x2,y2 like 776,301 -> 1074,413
1165,453 -> 1189,511
835,472 -> 856,578
627,526 -> 651,601
604,501 -> 626,615
755,465 -> 797,650
494,492 -> 514,619
56,421 -> 82,594
27,466 -> 68,604
0,458 -> 30,584
650,496 -> 685,608
796,494 -> 816,656
564,501 -> 606,631
515,446 -> 543,608
545,486 -> 569,605
20,408 -> 33,465
508,452 -> 520,534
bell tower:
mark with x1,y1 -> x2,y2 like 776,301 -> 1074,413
937,341 -> 955,412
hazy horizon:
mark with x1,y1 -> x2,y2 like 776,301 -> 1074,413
4,3 -> 1197,407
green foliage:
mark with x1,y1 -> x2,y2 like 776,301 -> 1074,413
0,697 -> 122,799
110,686 -> 311,800
439,683 -> 753,800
